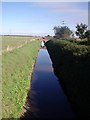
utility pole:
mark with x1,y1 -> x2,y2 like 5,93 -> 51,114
62,21 -> 65,26
9,29 -> 11,36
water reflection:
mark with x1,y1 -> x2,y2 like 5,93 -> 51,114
20,49 -> 75,119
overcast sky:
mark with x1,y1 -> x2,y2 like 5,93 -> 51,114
1,2 -> 88,36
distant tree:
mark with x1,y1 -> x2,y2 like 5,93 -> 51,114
75,23 -> 87,40
85,30 -> 90,41
53,26 -> 72,39
46,35 -> 50,37
70,31 -> 75,38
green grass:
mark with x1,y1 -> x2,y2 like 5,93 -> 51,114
45,39 -> 90,117
2,40 -> 40,118
0,36 -> 2,119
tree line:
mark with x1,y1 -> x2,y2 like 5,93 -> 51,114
53,23 -> 90,41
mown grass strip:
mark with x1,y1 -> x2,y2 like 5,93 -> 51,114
2,40 -> 40,118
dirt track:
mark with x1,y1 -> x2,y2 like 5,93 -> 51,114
2,39 -> 36,55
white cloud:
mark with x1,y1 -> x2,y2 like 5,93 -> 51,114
32,2 -> 88,24
31,2 -> 88,12
32,2 -> 88,12
50,7 -> 87,15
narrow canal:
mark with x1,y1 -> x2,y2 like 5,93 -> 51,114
21,48 -> 76,119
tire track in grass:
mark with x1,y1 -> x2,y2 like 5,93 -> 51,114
1,39 -> 37,54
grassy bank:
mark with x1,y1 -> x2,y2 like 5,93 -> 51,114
45,39 -> 90,118
2,40 -> 40,118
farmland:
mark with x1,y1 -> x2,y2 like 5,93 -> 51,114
2,36 -> 39,52
2,36 -> 40,118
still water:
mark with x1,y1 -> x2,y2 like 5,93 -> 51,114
21,48 -> 75,119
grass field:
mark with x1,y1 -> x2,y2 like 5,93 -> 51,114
2,36 -> 38,51
0,36 -> 2,119
2,36 -> 40,118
